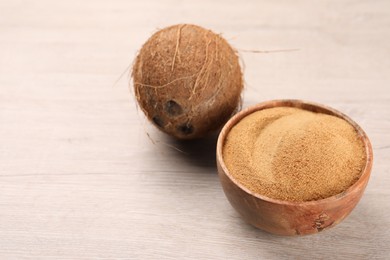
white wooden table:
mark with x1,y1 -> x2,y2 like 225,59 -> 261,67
1,0 -> 389,259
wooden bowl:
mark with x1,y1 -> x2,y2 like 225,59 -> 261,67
216,100 -> 373,235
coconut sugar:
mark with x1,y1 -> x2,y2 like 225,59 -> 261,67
222,107 -> 366,202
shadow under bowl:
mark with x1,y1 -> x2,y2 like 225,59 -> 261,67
216,99 -> 373,235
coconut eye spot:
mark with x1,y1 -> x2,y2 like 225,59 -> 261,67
177,123 -> 194,135
165,100 -> 183,117
152,115 -> 164,128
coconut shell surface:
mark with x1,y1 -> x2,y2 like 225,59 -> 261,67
132,24 -> 243,139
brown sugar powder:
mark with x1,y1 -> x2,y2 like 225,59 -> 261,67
222,107 -> 366,202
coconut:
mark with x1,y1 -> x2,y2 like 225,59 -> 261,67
132,24 -> 243,139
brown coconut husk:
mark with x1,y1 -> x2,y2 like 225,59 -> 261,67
132,24 -> 243,139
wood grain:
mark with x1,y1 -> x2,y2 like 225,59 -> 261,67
0,0 -> 389,259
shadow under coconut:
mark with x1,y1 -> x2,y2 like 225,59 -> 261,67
167,132 -> 219,169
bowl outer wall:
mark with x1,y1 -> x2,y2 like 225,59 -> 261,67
216,99 -> 373,235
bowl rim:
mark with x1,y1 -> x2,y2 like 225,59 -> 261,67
216,99 -> 373,206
